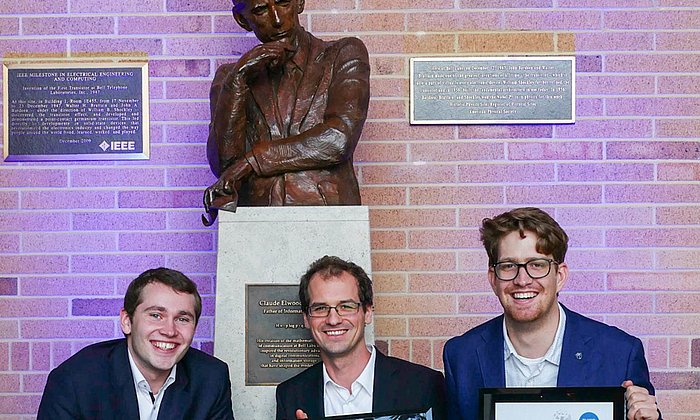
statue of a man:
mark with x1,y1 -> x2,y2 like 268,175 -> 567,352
203,0 -> 370,224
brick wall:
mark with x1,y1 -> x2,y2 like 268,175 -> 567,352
1,0 -> 699,417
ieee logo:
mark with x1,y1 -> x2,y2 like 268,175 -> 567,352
99,141 -> 136,152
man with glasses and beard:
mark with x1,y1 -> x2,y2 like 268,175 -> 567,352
275,256 -> 446,419
443,207 -> 660,420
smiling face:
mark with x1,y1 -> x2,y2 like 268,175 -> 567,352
120,282 -> 197,388
489,230 -> 568,329
233,0 -> 305,44
303,271 -> 372,362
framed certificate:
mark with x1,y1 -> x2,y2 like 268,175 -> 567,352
323,407 -> 433,420
480,387 -> 625,420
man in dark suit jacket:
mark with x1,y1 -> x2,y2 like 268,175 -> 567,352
276,256 -> 447,420
37,268 -> 234,420
203,0 -> 369,214
442,207 -> 660,420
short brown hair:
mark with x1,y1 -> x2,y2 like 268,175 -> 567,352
123,267 -> 202,324
480,207 -> 568,266
299,256 -> 373,314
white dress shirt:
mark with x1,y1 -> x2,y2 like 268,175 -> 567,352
323,345 -> 376,416
504,303 -> 566,387
128,350 -> 177,420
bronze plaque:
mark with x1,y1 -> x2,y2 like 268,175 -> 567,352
245,284 -> 321,385
2,60 -> 149,161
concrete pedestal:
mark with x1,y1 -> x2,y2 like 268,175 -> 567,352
213,206 -> 373,419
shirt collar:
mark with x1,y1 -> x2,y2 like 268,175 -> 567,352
503,303 -> 567,365
127,346 -> 177,393
322,345 -> 376,396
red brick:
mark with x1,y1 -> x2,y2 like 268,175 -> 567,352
670,338 -> 690,369
607,228 -> 700,247
362,0 -> 453,9
359,186 -> 407,205
370,208 -> 456,228
606,53 -> 700,73
373,317 -> 407,337
410,186 -> 502,205
659,76 -> 700,95
363,34 -> 456,54
461,0 -> 552,5
0,299 -> 68,318
22,190 -> 114,210
0,169 -> 67,188
608,98 -> 700,117
567,249 -> 654,270
367,99 -> 405,120
10,342 -> 29,371
505,11 -> 602,29
2,256 -> 69,275
657,206 -> 700,225
370,78 -> 407,98
409,273 -> 492,293
409,12 -> 501,32
372,251 -> 456,271
459,163 -> 555,183
71,0 -> 161,12
557,206 -> 654,226
389,339 -> 410,360
576,98 -> 604,117
573,32 -> 653,51
577,75 -> 655,95
511,141 -> 603,161
410,142 -> 504,162
412,339 -> 433,367
556,119 -> 652,138
354,142 -> 407,163
506,184 -> 602,204
362,164 -> 457,185
567,228 -> 604,248
119,232 -> 213,252
370,56 -> 405,76
661,154 -> 699,177
22,233 -> 117,253
646,338 -> 668,370
23,16 -> 114,35
372,273 -> 406,293
312,12 -> 404,32
559,163 -> 653,182
607,315 -> 700,336
458,295 -> 502,314
606,184 -> 700,204
605,10 -> 700,29
651,372 -> 700,390
609,142 -> 700,160
362,122 -> 455,141
0,394 -> 41,415
370,230 -> 406,250
119,15 -> 210,34
692,339 -> 700,368
0,373 -> 20,393
409,229 -> 478,249
657,294 -> 700,313
0,322 -> 18,340
608,273 -> 700,292
375,295 -> 456,315
560,293 -> 653,313
459,125 -> 553,140
409,315 -> 493,337
457,250 -> 490,271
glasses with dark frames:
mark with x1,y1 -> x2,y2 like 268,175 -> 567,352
491,258 -> 558,281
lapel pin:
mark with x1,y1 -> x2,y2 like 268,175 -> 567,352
575,352 -> 583,360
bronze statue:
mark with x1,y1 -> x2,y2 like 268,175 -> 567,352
202,0 -> 370,225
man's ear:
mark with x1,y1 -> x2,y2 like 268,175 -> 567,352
297,0 -> 305,14
119,309 -> 132,335
233,9 -> 252,32
303,313 -> 310,329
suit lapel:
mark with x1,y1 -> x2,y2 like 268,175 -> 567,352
250,70 -> 283,139
557,306 -> 595,387
478,316 -> 507,388
290,33 -> 325,135
110,341 -> 140,420
157,353 -> 191,420
371,350 -> 397,413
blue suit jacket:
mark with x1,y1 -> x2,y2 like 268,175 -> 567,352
443,305 -> 655,420
37,339 -> 234,420
275,348 -> 447,419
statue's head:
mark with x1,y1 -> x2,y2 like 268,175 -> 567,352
232,0 -> 305,44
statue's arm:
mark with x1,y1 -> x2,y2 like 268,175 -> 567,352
206,63 -> 249,178
247,38 -> 370,177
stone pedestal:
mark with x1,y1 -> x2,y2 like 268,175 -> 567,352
213,206 -> 373,419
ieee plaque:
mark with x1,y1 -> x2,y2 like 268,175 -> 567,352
410,56 -> 575,124
2,60 -> 149,161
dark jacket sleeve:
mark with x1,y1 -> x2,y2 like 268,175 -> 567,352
37,366 -> 80,420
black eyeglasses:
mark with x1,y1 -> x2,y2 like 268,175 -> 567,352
307,301 -> 361,318
491,258 -> 558,281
